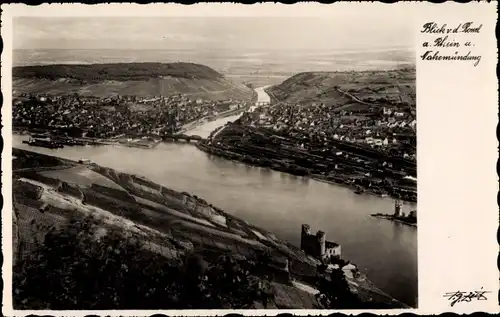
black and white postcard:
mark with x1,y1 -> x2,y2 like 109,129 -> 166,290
1,2 -> 498,315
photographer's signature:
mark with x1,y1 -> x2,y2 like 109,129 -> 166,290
443,288 -> 491,307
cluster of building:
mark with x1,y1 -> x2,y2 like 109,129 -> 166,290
246,102 -> 416,161
13,93 -> 249,139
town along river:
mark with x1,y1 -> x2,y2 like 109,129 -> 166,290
13,127 -> 417,306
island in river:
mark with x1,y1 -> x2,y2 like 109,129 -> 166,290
370,213 -> 417,227
370,200 -> 417,227
12,148 -> 408,310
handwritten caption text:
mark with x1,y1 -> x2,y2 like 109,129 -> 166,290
420,22 -> 482,67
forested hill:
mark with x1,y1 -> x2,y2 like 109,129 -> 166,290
13,62 -> 224,81
12,63 -> 256,101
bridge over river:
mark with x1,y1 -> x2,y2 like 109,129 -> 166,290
250,86 -> 271,112
163,134 -> 203,143
184,86 -> 272,139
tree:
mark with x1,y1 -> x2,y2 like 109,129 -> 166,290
316,268 -> 361,309
205,254 -> 260,308
13,216 -> 264,310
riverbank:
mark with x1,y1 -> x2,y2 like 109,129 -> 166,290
196,121 -> 416,203
198,141 -> 412,202
14,127 -> 175,149
13,106 -> 251,150
14,128 -> 122,146
13,147 -> 409,309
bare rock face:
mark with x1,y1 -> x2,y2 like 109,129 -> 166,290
182,194 -> 227,227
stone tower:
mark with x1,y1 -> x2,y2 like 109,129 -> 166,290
316,230 -> 326,258
394,199 -> 402,217
301,224 -> 311,251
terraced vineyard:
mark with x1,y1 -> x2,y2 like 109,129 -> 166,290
13,63 -> 256,102
12,148 -> 407,309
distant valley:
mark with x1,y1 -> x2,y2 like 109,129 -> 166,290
14,48 -> 416,88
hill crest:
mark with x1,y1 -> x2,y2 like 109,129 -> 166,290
13,62 -> 224,81
12,62 -> 256,101
267,68 -> 416,109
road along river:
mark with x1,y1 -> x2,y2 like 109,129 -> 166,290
11,88 -> 417,306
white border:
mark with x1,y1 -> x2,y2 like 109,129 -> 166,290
2,2 -> 499,316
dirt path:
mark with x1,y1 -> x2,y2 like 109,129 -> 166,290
335,87 -> 380,107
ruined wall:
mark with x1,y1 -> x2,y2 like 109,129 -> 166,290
300,224 -> 326,259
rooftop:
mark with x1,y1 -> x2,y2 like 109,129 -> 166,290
325,241 -> 340,248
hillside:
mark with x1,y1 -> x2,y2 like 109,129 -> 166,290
266,68 -> 416,112
12,63 -> 256,101
12,148 -> 406,310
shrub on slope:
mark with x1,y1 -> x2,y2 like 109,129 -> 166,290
13,216 -> 268,310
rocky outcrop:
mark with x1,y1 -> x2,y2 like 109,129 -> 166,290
12,209 -> 20,266
182,195 -> 227,227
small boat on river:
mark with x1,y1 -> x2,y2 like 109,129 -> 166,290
22,137 -> 64,149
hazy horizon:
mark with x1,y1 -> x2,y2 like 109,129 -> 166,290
15,46 -> 413,52
13,13 -> 415,79
14,16 -> 414,51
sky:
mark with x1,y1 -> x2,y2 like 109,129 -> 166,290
13,5 -> 414,51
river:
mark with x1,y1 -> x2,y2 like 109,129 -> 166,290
11,88 -> 417,306
254,85 -> 272,103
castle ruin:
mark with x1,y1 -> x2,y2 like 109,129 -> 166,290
300,224 -> 341,262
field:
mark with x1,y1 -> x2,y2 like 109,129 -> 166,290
266,68 -> 416,110
13,77 -> 255,101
